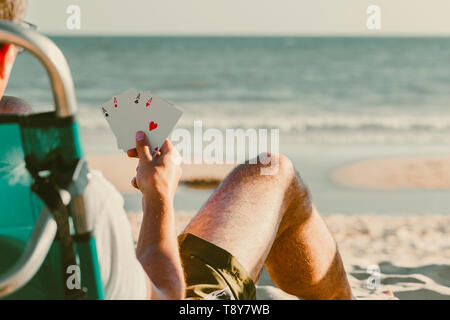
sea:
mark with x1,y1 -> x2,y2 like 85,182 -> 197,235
6,36 -> 450,215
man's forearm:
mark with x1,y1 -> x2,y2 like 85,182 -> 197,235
136,194 -> 185,299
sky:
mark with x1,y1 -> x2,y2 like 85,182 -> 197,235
26,0 -> 450,36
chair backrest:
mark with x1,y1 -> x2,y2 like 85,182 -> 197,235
0,20 -> 104,299
0,120 -> 63,299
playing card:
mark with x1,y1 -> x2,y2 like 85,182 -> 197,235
111,89 -> 151,151
123,91 -> 183,155
99,89 -> 183,155
99,88 -> 137,147
99,88 -> 146,149
113,89 -> 145,148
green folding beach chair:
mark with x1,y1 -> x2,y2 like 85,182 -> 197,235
0,20 -> 104,299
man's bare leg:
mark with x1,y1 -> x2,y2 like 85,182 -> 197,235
183,154 -> 352,300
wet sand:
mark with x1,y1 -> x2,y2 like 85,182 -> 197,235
331,156 -> 450,190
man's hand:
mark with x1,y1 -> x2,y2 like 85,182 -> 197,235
127,131 -> 182,202
127,131 -> 185,299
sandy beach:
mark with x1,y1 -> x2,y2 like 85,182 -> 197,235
127,212 -> 450,300
88,153 -> 450,192
331,155 -> 450,190
88,154 -> 450,300
87,155 -> 235,193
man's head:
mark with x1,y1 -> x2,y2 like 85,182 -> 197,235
0,0 -> 27,99
0,0 -> 26,21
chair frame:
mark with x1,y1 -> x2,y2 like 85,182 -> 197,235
0,19 -> 104,299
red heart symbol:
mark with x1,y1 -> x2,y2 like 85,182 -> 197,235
149,121 -> 158,131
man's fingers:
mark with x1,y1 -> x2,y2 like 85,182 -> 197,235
159,139 -> 173,156
136,131 -> 152,161
131,176 -> 138,189
158,139 -> 182,165
127,148 -> 138,158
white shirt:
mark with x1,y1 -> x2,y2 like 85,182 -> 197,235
83,170 -> 147,299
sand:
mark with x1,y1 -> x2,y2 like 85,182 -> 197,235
87,154 -> 235,193
89,154 -> 450,192
127,212 -> 450,300
331,155 -> 450,189
88,153 -> 450,300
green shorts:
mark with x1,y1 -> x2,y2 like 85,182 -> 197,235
178,233 -> 256,300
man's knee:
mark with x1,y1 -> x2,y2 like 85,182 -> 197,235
263,153 -> 312,213
242,152 -> 294,178
233,152 -> 313,216
273,153 -> 295,178
237,153 -> 310,197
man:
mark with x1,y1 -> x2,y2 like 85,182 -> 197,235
0,0 -> 352,299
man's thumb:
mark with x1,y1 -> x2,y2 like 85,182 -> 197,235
136,131 -> 152,160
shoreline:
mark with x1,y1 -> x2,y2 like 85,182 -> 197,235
88,154 -> 450,192
87,154 -> 235,193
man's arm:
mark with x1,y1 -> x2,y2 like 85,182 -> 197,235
129,131 -> 185,300
137,195 -> 185,299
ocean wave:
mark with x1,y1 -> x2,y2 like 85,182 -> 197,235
285,132 -> 450,144
178,115 -> 450,132
76,102 -> 450,144
78,106 -> 450,132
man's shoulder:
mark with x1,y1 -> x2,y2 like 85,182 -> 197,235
0,95 -> 32,114
88,169 -> 117,190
